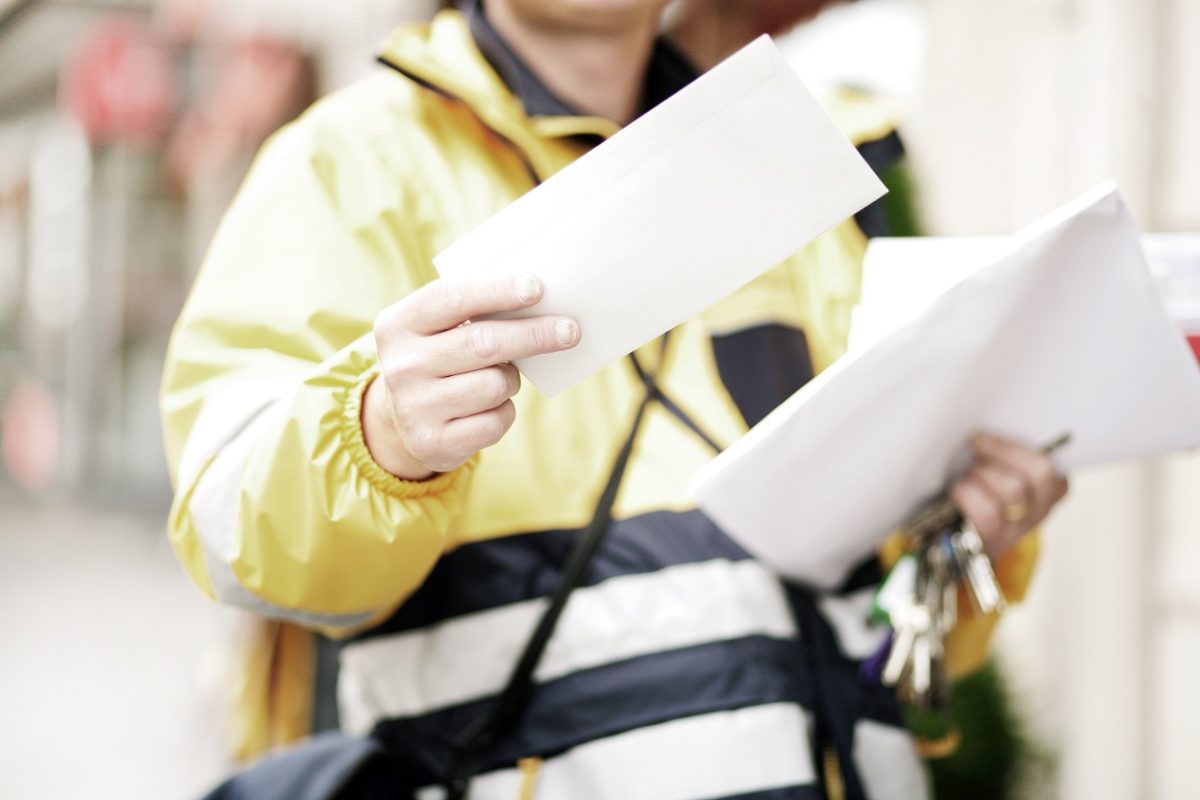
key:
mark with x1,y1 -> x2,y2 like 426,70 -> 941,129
907,542 -> 948,707
939,537 -> 959,634
925,534 -> 958,633
862,554 -> 918,685
951,522 -> 1007,616
882,601 -> 929,687
894,548 -> 938,696
910,626 -> 932,700
927,620 -> 950,711
925,542 -> 954,710
904,552 -> 932,702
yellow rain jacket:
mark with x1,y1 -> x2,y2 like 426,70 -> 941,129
162,5 -> 1037,794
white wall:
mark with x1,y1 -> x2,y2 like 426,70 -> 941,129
902,1 -> 1200,798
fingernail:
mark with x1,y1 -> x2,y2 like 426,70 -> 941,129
515,275 -> 542,304
968,431 -> 987,450
555,318 -> 579,346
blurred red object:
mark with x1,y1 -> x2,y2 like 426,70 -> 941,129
1145,235 -> 1200,369
164,39 -> 312,191
2,380 -> 61,493
156,0 -> 217,42
61,17 -> 178,147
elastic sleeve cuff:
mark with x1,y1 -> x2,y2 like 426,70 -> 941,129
994,528 -> 1040,604
339,367 -> 478,500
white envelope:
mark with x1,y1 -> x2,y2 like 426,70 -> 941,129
434,36 -> 886,396
851,233 -> 1200,352
693,183 -> 1200,590
849,236 -> 1006,353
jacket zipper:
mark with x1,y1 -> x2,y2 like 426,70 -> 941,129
376,56 -> 545,188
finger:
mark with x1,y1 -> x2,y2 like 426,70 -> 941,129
428,364 -> 522,421
394,275 -> 545,335
1052,475 -> 1070,504
426,315 -> 580,376
970,461 -> 1035,521
438,399 -> 518,465
951,476 -> 1006,548
971,433 -> 1059,506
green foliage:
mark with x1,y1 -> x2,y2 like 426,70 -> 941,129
878,161 -> 923,238
928,661 -> 1024,800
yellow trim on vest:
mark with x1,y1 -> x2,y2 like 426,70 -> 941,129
517,757 -> 544,800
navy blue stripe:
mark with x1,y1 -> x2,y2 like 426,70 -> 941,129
836,554 -> 885,595
854,132 -> 907,240
854,196 -> 892,240
359,509 -> 751,639
711,323 -> 815,429
857,130 -> 906,178
716,788 -> 825,800
372,635 -> 814,786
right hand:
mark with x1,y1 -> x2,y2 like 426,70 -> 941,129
362,274 -> 580,481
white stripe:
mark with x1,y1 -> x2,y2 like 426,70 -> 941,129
190,418 -> 259,570
188,392 -> 375,631
817,586 -> 889,659
415,703 -> 816,800
338,558 -> 796,732
854,718 -> 931,800
177,376 -> 296,490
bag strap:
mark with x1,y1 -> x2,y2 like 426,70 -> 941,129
443,343 -> 667,799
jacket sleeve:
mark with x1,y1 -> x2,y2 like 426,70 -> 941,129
161,112 -> 474,637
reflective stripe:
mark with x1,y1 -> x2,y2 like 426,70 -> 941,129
415,703 -> 818,800
370,636 -> 815,786
207,557 -> 378,631
188,395 -> 377,631
189,415 -> 258,573
817,586 -> 888,660
853,718 -> 931,800
338,558 -> 796,730
176,376 -> 296,490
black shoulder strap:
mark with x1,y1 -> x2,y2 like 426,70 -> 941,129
443,345 -> 666,799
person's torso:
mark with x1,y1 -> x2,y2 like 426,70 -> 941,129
302,11 -> 926,797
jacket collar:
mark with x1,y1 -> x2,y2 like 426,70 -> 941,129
465,0 -> 698,123
376,4 -> 697,145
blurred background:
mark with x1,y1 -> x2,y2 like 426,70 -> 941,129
0,0 -> 1197,798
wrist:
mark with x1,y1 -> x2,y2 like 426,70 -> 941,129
361,376 -> 436,482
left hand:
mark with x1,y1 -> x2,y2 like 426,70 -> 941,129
950,433 -> 1070,561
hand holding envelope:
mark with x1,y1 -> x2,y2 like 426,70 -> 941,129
693,183 -> 1200,590
368,35 -> 884,479
434,36 -> 885,396
366,274 -> 582,481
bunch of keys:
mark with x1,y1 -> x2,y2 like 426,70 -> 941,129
874,529 -> 964,711
867,433 -> 1071,711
